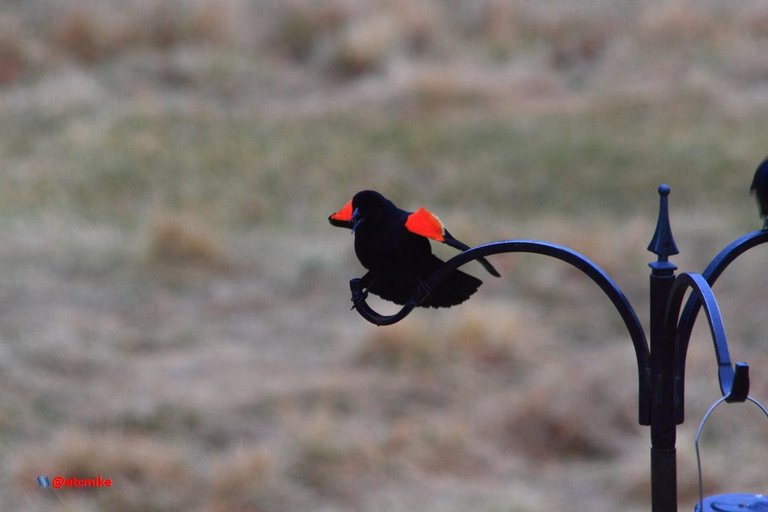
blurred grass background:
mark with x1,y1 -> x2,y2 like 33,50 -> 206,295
2,1 -> 768,511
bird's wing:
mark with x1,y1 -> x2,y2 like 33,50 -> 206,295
329,199 -> 354,228
404,208 -> 501,278
404,207 -> 446,241
442,229 -> 501,277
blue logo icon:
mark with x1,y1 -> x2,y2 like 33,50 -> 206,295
37,475 -> 51,488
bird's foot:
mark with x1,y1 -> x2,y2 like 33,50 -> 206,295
349,278 -> 369,310
350,290 -> 369,310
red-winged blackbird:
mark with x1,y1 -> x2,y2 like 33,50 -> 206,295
329,190 -> 499,308
751,157 -> 768,229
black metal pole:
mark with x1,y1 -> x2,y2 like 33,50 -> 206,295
345,183 -> 758,512
647,184 -> 679,512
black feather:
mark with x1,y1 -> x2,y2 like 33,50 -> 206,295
750,158 -> 768,229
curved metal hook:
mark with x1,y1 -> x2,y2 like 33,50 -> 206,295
674,230 -> 768,419
678,229 -> 768,361
349,238 -> 652,424
665,272 -> 749,424
349,278 -> 417,326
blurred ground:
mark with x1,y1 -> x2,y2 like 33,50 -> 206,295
1,1 -> 768,511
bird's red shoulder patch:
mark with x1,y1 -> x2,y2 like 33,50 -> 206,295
405,207 -> 445,242
330,199 -> 354,222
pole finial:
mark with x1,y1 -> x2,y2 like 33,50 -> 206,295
648,184 -> 679,263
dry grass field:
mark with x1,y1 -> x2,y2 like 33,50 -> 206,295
2,1 -> 768,511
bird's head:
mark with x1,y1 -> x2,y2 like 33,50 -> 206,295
329,190 -> 395,234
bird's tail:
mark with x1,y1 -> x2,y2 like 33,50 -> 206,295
365,255 -> 482,308
418,254 -> 482,308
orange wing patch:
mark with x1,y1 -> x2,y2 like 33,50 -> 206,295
405,207 -> 445,242
330,199 -> 354,222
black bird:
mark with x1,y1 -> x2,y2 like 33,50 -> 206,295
329,190 -> 500,308
751,157 -> 768,229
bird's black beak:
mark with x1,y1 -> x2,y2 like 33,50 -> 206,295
351,208 -> 362,233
